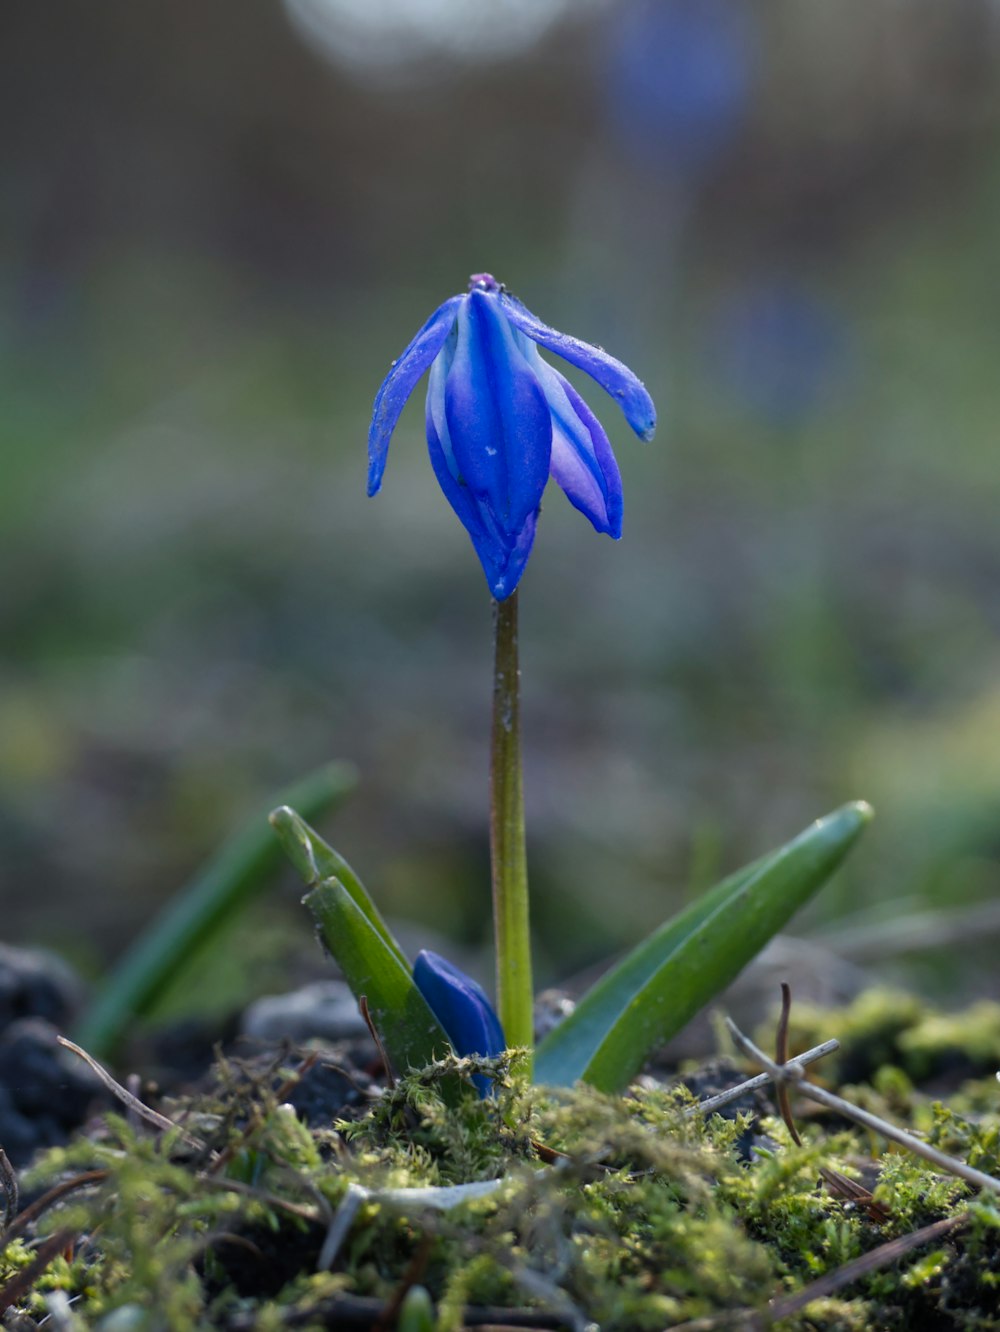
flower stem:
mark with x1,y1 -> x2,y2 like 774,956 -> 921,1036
490,590 -> 533,1067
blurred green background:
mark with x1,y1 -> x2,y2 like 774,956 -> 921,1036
4,0 -> 1000,1020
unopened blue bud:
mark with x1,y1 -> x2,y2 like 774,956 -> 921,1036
413,949 -> 505,1096
368,276 -> 656,600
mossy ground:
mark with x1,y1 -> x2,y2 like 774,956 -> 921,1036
3,990 -> 1000,1331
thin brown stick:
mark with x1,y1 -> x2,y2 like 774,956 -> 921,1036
817,1165 -> 891,1224
0,1150 -> 17,1233
205,1049 -> 317,1177
774,982 -> 801,1145
0,1171 -> 109,1252
57,1036 -> 203,1148
359,995 -> 395,1088
0,1228 -> 75,1314
192,1231 -> 267,1264
531,1139 -> 574,1165
273,1048 -> 320,1103
670,1211 -> 968,1332
690,1039 -> 840,1117
763,1211 -> 968,1324
3,1166 -> 320,1271
373,1234 -> 433,1332
198,1175 -> 323,1224
725,1017 -> 1000,1196
771,986 -> 889,1222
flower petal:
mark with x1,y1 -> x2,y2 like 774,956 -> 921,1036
413,949 -> 506,1095
426,399 -> 538,600
367,294 -> 463,497
499,292 -> 657,441
520,343 -> 623,537
444,291 -> 552,537
486,515 -> 538,602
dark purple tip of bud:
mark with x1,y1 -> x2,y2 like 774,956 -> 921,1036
468,272 -> 501,293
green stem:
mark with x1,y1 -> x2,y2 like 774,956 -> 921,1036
490,590 -> 533,1067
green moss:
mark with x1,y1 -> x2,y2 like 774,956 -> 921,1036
785,988 -> 1000,1085
3,1001 -> 1000,1329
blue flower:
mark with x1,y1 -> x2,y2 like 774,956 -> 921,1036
368,274 -> 656,600
413,948 -> 505,1096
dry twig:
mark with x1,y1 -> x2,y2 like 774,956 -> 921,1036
0,1229 -> 75,1315
763,1211 -> 968,1324
373,1234 -> 434,1332
360,994 -> 396,1088
57,1036 -> 204,1148
671,1210 -> 971,1330
690,1039 -> 840,1118
0,1170 -> 109,1253
772,985 -> 890,1222
0,1150 -> 17,1233
725,1016 -> 1000,1196
205,1048 -> 318,1177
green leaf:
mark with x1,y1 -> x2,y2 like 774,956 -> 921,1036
534,801 -> 873,1092
397,1286 -> 436,1332
269,805 -> 409,969
277,809 -> 467,1098
305,877 -> 451,1077
76,761 -> 358,1059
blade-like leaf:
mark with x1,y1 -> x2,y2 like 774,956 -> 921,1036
75,762 -> 357,1058
305,877 -> 452,1077
535,801 -> 873,1092
270,805 -> 409,970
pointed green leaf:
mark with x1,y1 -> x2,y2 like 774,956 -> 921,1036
305,876 -> 451,1076
270,805 -> 409,970
75,761 -> 357,1058
535,801 -> 873,1092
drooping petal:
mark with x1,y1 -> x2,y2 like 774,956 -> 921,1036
550,379 -> 624,537
444,291 -> 553,538
499,292 -> 657,442
426,402 -> 538,600
519,340 -> 623,537
367,294 -> 463,497
413,949 -> 506,1096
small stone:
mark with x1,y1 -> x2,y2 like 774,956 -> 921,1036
533,988 -> 575,1043
0,1018 -> 104,1165
0,943 -> 84,1034
239,981 -> 368,1044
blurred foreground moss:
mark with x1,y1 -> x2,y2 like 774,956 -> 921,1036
4,994 -> 1000,1330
